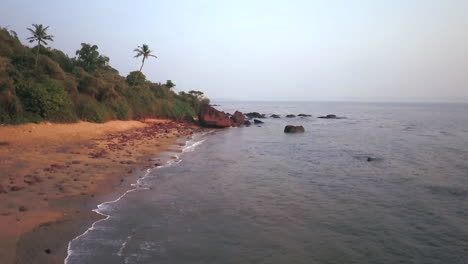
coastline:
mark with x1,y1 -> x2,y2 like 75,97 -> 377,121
0,119 -> 202,264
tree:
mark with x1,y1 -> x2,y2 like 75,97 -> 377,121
27,24 -> 54,67
165,80 -> 175,89
133,44 -> 157,73
75,43 -> 109,72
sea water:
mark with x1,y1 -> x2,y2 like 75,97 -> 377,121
66,102 -> 468,264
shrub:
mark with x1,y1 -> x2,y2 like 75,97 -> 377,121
36,55 -> 67,80
112,100 -> 132,120
126,71 -> 146,86
74,94 -> 115,123
17,79 -> 77,122
11,53 -> 35,71
48,49 -> 75,72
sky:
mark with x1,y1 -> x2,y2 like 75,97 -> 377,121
1,0 -> 468,102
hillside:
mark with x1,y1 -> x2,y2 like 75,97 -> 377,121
0,27 -> 209,124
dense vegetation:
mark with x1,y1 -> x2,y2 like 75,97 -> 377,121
0,25 -> 209,124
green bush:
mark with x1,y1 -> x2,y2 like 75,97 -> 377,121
17,79 -> 77,122
171,99 -> 195,119
126,71 -> 146,86
112,100 -> 132,120
11,53 -> 35,71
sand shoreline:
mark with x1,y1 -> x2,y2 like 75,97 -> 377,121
0,119 -> 202,264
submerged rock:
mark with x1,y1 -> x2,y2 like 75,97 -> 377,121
198,104 -> 232,128
298,114 -> 312,117
254,119 -> 264,124
286,114 -> 296,118
284,125 -> 305,133
270,114 -> 281,118
230,111 -> 245,127
318,114 -> 337,119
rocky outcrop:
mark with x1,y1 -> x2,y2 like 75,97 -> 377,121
298,114 -> 312,117
246,112 -> 266,119
244,120 -> 251,126
284,125 -> 305,133
198,104 -> 232,128
286,114 -> 296,118
270,114 -> 280,118
318,114 -> 337,119
230,111 -> 245,127
254,119 -> 264,124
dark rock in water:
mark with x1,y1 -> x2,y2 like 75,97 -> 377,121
270,114 -> 281,118
254,119 -> 264,124
318,114 -> 338,119
284,125 -> 305,133
246,112 -> 266,119
44,249 -> 52,254
286,114 -> 296,118
367,157 -> 376,162
18,206 -> 27,212
298,114 -> 312,117
244,120 -> 251,126
198,104 -> 232,128
230,111 -> 245,127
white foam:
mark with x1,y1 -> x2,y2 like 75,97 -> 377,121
64,133 -> 207,263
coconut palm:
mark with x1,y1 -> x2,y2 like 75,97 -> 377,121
133,44 -> 157,73
27,24 -> 54,67
75,43 -> 109,72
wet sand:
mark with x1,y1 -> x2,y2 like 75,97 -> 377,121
0,119 -> 201,264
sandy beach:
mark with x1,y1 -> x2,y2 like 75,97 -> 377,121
0,119 -> 200,264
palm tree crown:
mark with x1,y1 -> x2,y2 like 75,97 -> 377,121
134,44 -> 157,72
26,24 -> 54,67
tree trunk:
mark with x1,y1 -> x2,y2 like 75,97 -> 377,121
139,57 -> 145,72
35,41 -> 40,68
133,58 -> 145,86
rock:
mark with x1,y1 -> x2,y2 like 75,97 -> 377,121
230,111 -> 245,127
198,104 -> 232,128
286,114 -> 296,118
244,120 -> 251,126
44,249 -> 52,254
246,112 -> 266,119
298,114 -> 312,117
18,206 -> 27,212
0,184 -> 7,194
270,114 -> 281,118
284,125 -> 305,133
253,119 -> 264,124
10,186 -> 24,192
24,175 -> 42,185
318,114 -> 337,119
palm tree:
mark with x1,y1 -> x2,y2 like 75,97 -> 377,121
27,24 -> 54,67
75,43 -> 109,72
134,44 -> 157,73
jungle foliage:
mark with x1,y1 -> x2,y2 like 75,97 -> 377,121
0,26 -> 209,124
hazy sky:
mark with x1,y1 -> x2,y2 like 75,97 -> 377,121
1,0 -> 468,102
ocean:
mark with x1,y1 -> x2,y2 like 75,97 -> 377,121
65,102 -> 468,264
